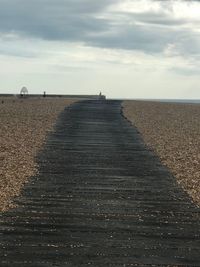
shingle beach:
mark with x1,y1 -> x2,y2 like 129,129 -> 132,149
0,97 -> 75,211
123,100 -> 200,206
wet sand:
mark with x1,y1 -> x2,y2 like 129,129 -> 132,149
123,100 -> 200,206
0,97 -> 75,211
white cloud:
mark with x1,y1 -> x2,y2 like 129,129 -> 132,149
110,0 -> 162,13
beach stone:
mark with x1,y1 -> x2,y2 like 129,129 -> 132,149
0,97 -> 75,211
123,100 -> 200,206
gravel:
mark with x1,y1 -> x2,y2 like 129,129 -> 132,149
123,100 -> 200,206
0,97 -> 75,211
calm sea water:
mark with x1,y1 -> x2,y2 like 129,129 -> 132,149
113,98 -> 200,104
147,99 -> 200,104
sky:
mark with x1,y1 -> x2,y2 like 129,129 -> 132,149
0,0 -> 200,99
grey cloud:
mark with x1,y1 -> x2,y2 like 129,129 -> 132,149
0,36 -> 38,57
165,31 -> 200,57
0,0 -> 115,40
85,22 -> 182,53
0,47 -> 36,58
126,11 -> 188,27
170,66 -> 200,76
0,0 -> 200,58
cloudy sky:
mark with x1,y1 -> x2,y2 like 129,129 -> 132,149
0,0 -> 200,98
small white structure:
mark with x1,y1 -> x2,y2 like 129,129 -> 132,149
20,86 -> 28,97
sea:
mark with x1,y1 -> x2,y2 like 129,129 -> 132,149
144,99 -> 200,104
111,98 -> 200,104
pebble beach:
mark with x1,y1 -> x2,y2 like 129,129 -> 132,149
0,97 -> 75,211
123,100 -> 200,206
1,98 -> 200,212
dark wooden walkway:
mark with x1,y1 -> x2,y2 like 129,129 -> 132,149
0,100 -> 200,266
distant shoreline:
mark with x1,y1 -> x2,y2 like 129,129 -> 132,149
0,94 -> 100,99
0,94 -> 200,104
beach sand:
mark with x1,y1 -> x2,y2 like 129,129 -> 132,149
0,97 -> 75,211
123,100 -> 200,206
